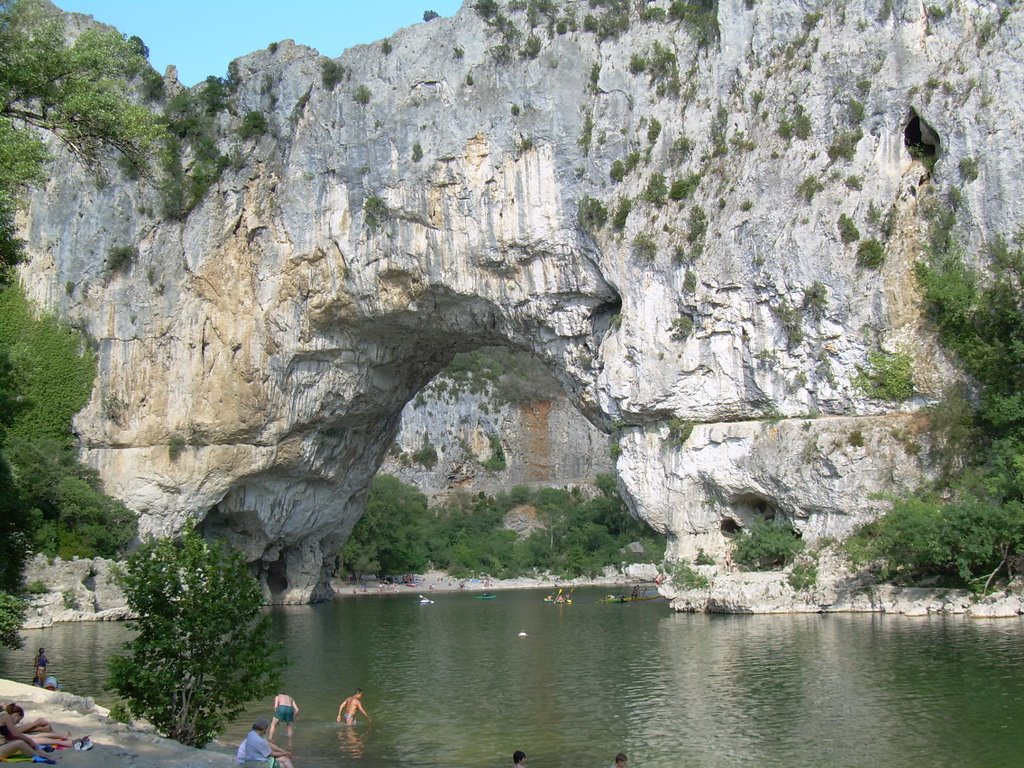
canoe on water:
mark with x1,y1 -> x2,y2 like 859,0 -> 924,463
476,593 -> 497,599
544,588 -> 573,604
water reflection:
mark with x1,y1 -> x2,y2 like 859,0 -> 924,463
336,723 -> 365,759
2,592 -> 1023,767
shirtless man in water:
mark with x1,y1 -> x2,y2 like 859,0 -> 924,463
269,692 -> 299,742
336,689 -> 371,724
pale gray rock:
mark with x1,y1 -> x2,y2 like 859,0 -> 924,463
380,351 -> 612,499
659,547 -> 995,615
966,593 -> 1024,618
21,555 -> 130,627
623,562 -> 659,582
16,0 -> 1024,603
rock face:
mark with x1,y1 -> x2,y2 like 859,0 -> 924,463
21,555 -> 131,627
16,0 -> 1023,602
659,551 -> 1024,618
381,348 -> 612,499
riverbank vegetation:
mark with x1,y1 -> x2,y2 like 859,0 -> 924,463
844,198 -> 1024,592
0,0 -> 159,647
341,473 -> 665,579
0,286 -> 138,561
109,527 -> 280,747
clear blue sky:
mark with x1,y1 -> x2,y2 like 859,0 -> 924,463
54,1 -> 465,86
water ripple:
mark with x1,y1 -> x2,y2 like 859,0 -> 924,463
4,594 -> 1024,767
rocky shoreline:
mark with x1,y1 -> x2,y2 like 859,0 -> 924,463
660,550 -> 1024,619
19,552 -> 1024,630
0,678 -> 237,768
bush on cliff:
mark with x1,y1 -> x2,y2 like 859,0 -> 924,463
733,520 -> 804,570
109,526 -> 281,747
852,202 -> 1024,591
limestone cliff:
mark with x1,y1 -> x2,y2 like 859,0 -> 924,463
381,347 -> 612,498
15,0 -> 1023,602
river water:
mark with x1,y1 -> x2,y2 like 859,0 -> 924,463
3,588 -> 1023,767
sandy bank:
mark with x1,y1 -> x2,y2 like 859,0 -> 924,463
0,679 -> 236,768
329,568 -> 652,597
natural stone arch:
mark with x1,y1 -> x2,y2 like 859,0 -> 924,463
18,0 -> 999,608
180,271 -> 622,603
37,126 -> 626,605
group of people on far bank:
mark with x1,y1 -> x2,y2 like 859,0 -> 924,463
235,689 -> 370,767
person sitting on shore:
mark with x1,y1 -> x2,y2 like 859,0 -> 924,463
236,717 -> 296,768
3,702 -> 49,734
2,704 -> 91,750
0,705 -> 58,764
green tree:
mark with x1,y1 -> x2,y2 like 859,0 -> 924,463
108,527 -> 281,747
0,283 -> 135,560
0,350 -> 27,648
733,520 -> 804,569
848,496 -> 1024,589
0,0 -> 162,276
341,474 -> 430,576
0,590 -> 25,649
0,285 -> 96,443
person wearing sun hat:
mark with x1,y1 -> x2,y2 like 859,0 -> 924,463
235,717 -> 297,768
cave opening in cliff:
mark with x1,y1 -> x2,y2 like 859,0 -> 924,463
729,492 -> 779,528
904,110 -> 940,167
720,517 -> 740,536
267,557 -> 288,598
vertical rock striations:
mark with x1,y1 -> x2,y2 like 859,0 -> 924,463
16,0 -> 1023,601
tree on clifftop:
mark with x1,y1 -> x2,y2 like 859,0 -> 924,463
108,527 -> 282,747
0,0 -> 162,278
